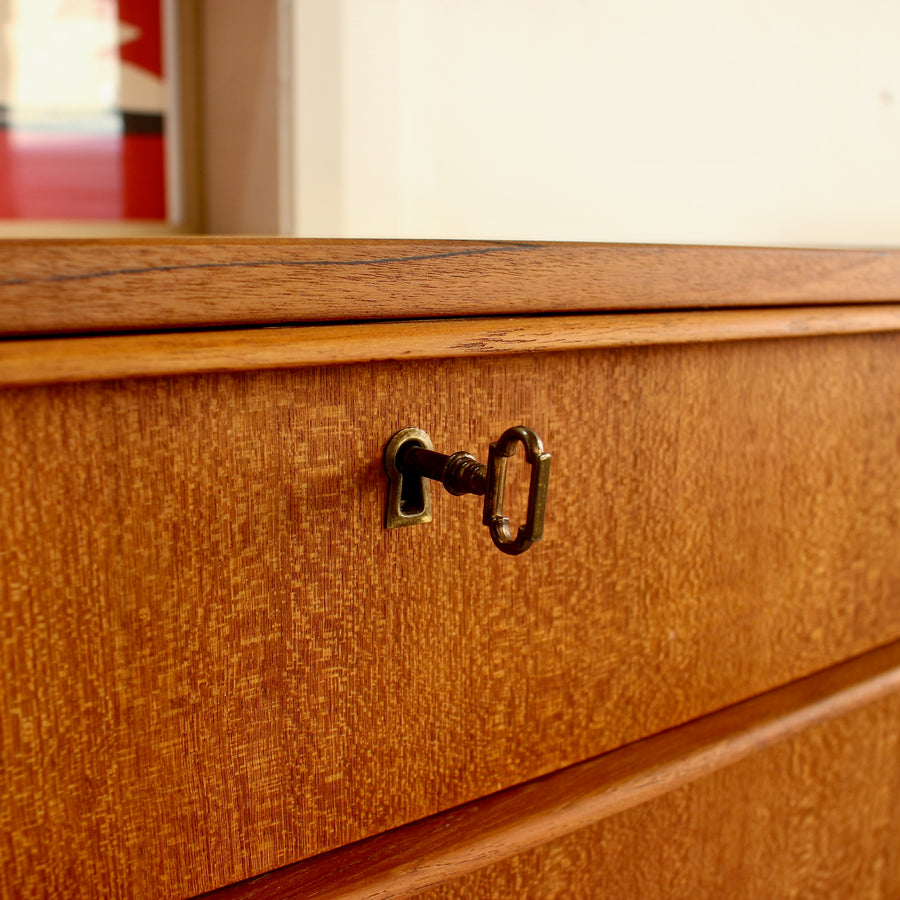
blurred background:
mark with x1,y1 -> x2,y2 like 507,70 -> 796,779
1,0 -> 899,244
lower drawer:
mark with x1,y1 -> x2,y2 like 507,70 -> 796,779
2,332 -> 900,897
422,691 -> 900,899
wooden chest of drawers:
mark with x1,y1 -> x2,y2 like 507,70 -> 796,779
1,241 -> 900,898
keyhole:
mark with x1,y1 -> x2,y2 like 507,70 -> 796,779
398,440 -> 426,516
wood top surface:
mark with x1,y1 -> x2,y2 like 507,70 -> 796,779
2,239 -> 900,335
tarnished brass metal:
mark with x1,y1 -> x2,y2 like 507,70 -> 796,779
383,426 -> 434,528
383,424 -> 551,555
483,426 -> 551,555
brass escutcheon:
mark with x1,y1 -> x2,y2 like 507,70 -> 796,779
383,426 -> 434,529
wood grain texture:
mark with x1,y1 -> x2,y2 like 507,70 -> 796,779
421,693 -> 900,900
3,239 -> 900,335
200,640 -> 900,899
2,335 -> 900,897
3,305 -> 900,388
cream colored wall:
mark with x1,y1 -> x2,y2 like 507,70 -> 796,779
290,0 -> 900,245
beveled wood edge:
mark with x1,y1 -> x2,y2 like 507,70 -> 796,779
2,240 -> 900,335
2,305 -> 900,388
201,639 -> 900,900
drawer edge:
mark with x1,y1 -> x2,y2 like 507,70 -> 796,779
3,305 -> 900,388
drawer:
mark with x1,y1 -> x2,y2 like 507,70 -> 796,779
2,332 -> 900,897
418,691 -> 900,899
206,639 -> 900,899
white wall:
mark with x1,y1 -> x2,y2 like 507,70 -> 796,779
291,0 -> 900,245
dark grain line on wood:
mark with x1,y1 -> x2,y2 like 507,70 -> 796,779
0,243 -> 542,288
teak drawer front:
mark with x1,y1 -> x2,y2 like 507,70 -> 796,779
419,692 -> 900,900
2,333 -> 900,897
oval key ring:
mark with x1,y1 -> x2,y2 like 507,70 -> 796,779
483,426 -> 551,555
